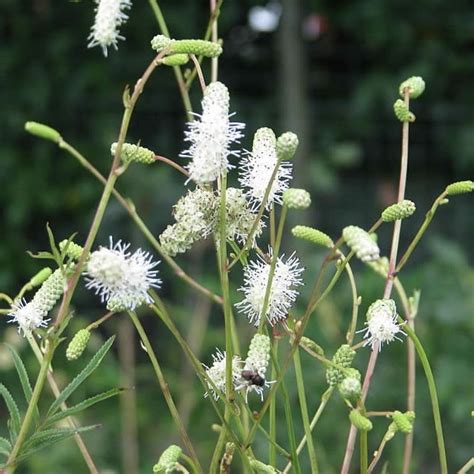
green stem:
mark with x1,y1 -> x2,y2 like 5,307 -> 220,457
209,426 -> 227,474
127,311 -> 203,473
268,339 -> 278,466
457,457 -> 474,474
342,257 -> 359,345
360,430 -> 368,474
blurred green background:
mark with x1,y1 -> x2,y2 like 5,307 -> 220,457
1,0 -> 473,472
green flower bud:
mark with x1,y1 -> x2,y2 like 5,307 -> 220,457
338,368 -> 362,402
445,180 -> 474,196
59,240 -> 84,260
150,34 -> 173,52
300,336 -> 324,356
111,142 -> 155,165
399,76 -> 425,99
248,459 -> 277,473
283,188 -> 311,209
161,54 -> 189,66
153,445 -> 182,473
367,299 -> 397,321
381,200 -> 416,222
66,329 -> 91,361
25,121 -> 62,144
326,344 -> 356,387
343,225 -> 380,262
276,131 -> 299,161
392,410 -> 414,433
393,99 -> 415,122
31,269 -> 66,317
253,127 -> 276,149
349,409 -> 373,431
29,268 -> 53,288
292,225 -> 334,248
170,39 -> 222,58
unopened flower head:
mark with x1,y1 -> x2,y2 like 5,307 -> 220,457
203,349 -> 242,400
235,251 -> 304,326
88,0 -> 132,57
8,299 -> 46,335
239,128 -> 292,209
343,225 -> 380,262
85,237 -> 160,310
182,82 -> 244,184
361,299 -> 404,350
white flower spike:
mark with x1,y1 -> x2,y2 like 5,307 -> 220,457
235,251 -> 303,326
88,0 -> 132,57
182,82 -> 245,184
203,349 -> 243,400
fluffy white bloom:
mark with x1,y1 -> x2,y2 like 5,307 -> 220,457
203,349 -> 243,400
182,82 -> 245,184
361,299 -> 404,350
8,299 -> 46,335
85,237 -> 160,310
239,127 -> 292,209
235,252 -> 304,326
88,0 -> 132,57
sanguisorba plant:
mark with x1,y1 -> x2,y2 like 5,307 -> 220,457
1,1 -> 473,473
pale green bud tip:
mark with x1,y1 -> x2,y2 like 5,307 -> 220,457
153,445 -> 182,473
399,76 -> 425,99
66,329 -> 91,361
29,268 -> 53,288
338,368 -> 362,402
170,39 -> 222,58
292,225 -> 333,248
162,54 -> 189,66
381,199 -> 416,222
253,127 -> 276,148
276,131 -> 299,161
445,180 -> 474,195
59,240 -> 84,260
393,99 -> 415,122
300,336 -> 324,356
111,142 -> 156,165
326,344 -> 356,386
392,410 -> 414,433
248,459 -> 278,473
150,34 -> 173,52
343,225 -> 380,262
25,121 -> 61,143
283,188 -> 311,209
349,409 -> 373,431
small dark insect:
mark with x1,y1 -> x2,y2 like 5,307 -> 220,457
241,369 -> 265,387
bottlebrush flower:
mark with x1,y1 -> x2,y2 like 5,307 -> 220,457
85,237 -> 160,311
8,299 -> 46,335
203,349 -> 243,400
88,0 -> 132,57
181,82 -> 245,184
235,251 -> 303,326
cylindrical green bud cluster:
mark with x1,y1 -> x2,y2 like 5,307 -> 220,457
300,336 -> 324,356
292,225 -> 334,248
171,39 -> 222,57
381,200 -> 416,222
276,132 -> 299,161
248,459 -> 277,473
111,142 -> 155,165
153,445 -> 182,473
25,121 -> 62,144
343,225 -> 380,262
366,299 -> 396,321
283,188 -> 311,209
349,409 -> 373,431
31,269 -> 66,317
59,240 -> 84,260
29,268 -> 53,288
391,410 -> 414,433
399,76 -> 425,99
326,344 -> 356,386
338,368 -> 361,402
150,34 -> 173,52
66,329 -> 91,361
393,99 -> 415,122
162,54 -> 189,66
445,180 -> 474,195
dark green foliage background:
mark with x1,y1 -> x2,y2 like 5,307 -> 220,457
0,1 -> 472,472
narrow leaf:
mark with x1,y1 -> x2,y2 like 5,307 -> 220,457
4,345 -> 33,402
0,384 -> 21,442
47,336 -> 115,416
46,223 -> 62,265
0,436 -> 11,457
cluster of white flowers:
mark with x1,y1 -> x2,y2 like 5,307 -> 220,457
203,349 -> 243,400
235,252 -> 304,326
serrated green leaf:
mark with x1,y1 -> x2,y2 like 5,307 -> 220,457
46,223 -> 62,266
44,387 -> 123,427
47,336 -> 115,417
0,384 -> 21,442
0,436 -> 11,457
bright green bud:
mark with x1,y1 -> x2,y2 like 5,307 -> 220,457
59,240 -> 84,260
392,410 -> 414,433
326,344 -> 355,387
300,336 -> 324,356
349,409 -> 373,431
31,269 -> 66,316
343,225 -> 380,262
292,225 -> 333,248
150,34 -> 173,52
162,54 -> 189,66
381,200 -> 416,222
25,121 -> 62,144
111,142 -> 155,165
445,180 -> 474,195
338,368 -> 362,402
66,329 -> 91,361
399,76 -> 425,99
248,459 -> 277,473
393,99 -> 415,122
276,131 -> 299,161
153,445 -> 182,473
283,188 -> 311,209
29,268 -> 53,288
170,39 -> 222,58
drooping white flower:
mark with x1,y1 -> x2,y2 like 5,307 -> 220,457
361,299 -> 404,350
88,0 -> 132,57
181,82 -> 245,184
235,251 -> 304,326
239,127 -> 292,209
85,237 -> 160,310
203,349 -> 243,400
8,299 -> 46,335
